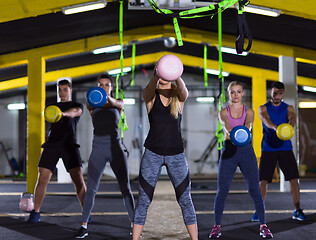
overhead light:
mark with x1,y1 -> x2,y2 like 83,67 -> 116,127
217,46 -> 248,56
93,45 -> 122,54
62,0 -> 107,15
7,103 -> 26,110
123,98 -> 136,105
243,5 -> 281,17
299,102 -> 316,108
206,69 -> 230,77
196,97 -> 215,103
302,86 -> 316,93
107,67 -> 132,76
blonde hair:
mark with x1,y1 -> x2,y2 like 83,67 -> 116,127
169,83 -> 181,119
227,81 -> 243,93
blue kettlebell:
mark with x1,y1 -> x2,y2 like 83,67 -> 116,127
86,87 -> 108,108
230,125 -> 251,146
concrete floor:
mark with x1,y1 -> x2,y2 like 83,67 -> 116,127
0,176 -> 316,239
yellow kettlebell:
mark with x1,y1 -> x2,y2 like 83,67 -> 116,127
276,123 -> 294,141
43,105 -> 62,123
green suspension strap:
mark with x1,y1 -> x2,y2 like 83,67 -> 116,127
216,7 -> 226,151
204,44 -> 208,88
146,0 -> 238,46
173,17 -> 183,46
116,74 -> 120,99
119,0 -> 124,76
118,0 -> 128,139
131,43 -> 136,87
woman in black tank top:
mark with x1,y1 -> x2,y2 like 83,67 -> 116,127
133,65 -> 198,240
75,74 -> 135,238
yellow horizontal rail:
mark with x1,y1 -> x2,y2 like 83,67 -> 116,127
1,52 -> 316,91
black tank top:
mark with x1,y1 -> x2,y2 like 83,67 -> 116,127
92,107 -> 120,139
144,90 -> 184,155
46,101 -> 83,145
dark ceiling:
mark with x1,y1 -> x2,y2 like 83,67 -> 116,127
0,1 -> 315,88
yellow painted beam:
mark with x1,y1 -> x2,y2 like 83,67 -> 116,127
0,77 -> 27,91
297,76 -> 316,88
42,52 -> 282,84
0,0 -> 115,23
250,0 -> 316,21
2,52 -> 316,92
27,56 -> 45,194
252,74 -> 267,164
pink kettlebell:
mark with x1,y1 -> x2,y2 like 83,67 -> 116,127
19,192 -> 34,212
156,54 -> 183,81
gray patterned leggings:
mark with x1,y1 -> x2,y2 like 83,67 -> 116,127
133,148 -> 197,226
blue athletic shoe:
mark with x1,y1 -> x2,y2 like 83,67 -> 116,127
292,209 -> 306,221
27,209 -> 40,223
252,212 -> 259,222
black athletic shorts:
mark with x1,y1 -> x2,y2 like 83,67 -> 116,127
38,142 -> 82,172
259,151 -> 300,183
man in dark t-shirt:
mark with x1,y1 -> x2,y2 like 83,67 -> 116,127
27,79 -> 86,223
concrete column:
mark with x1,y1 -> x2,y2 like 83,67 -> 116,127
279,55 -> 298,192
27,56 -> 46,194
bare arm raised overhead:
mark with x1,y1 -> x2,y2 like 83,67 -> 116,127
143,70 -> 160,113
175,77 -> 188,103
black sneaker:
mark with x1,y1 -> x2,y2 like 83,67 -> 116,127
27,210 -> 40,223
74,227 -> 88,239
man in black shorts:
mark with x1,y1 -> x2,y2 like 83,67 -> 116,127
27,79 -> 86,223
252,82 -> 306,222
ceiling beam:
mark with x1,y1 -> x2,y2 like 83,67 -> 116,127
250,0 -> 316,21
1,52 -> 315,92
0,0 -> 114,23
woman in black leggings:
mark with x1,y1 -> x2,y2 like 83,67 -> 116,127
74,74 -> 135,239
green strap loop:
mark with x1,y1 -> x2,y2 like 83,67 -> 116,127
118,0 -> 128,138
179,5 -> 216,17
218,0 -> 237,11
218,8 -> 223,79
173,18 -> 183,46
216,7 -> 226,150
119,109 -> 128,138
204,44 -> 208,88
131,43 -> 136,86
119,0 -> 124,76
146,0 -> 238,46
115,74 -> 119,99
238,2 -> 244,14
